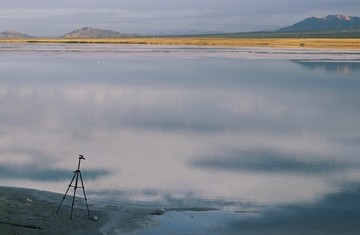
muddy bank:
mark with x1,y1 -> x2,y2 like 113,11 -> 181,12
0,186 -> 156,235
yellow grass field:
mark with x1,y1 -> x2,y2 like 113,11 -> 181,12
1,37 -> 360,50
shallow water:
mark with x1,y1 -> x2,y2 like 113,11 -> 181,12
1,44 -> 360,232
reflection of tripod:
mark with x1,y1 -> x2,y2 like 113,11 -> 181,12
56,155 -> 90,219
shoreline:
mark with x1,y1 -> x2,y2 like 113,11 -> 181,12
1,186 -> 233,235
0,186 -> 160,234
1,37 -> 360,50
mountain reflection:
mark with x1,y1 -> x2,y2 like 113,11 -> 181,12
293,60 -> 360,75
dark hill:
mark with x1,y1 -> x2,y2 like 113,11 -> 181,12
279,14 -> 360,32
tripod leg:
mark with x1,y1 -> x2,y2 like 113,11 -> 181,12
56,172 -> 77,214
70,171 -> 80,219
79,171 -> 91,217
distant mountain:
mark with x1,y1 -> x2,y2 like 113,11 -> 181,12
62,27 -> 131,38
0,30 -> 32,38
278,14 -> 360,32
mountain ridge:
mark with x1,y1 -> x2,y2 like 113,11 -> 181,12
278,14 -> 360,32
0,30 -> 32,38
62,27 -> 131,38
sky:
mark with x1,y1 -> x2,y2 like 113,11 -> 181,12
0,0 -> 359,36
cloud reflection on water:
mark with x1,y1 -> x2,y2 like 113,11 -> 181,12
0,46 -> 360,210
0,163 -> 109,182
212,182 -> 360,234
190,149 -> 360,174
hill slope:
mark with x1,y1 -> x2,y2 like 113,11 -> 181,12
62,27 -> 130,38
0,30 -> 32,38
279,14 -> 360,32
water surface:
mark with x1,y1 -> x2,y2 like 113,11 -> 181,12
1,44 -> 360,233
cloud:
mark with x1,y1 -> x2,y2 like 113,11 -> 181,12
1,0 -> 359,35
0,8 -> 225,35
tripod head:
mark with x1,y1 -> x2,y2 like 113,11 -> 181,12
76,154 -> 85,171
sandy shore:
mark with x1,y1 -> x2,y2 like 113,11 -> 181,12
0,186 -> 162,235
1,37 -> 360,50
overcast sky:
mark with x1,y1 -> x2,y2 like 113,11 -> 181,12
0,0 -> 359,36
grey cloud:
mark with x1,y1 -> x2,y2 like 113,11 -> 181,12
1,0 -> 359,12
1,0 -> 360,35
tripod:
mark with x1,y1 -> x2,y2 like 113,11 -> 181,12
56,155 -> 90,219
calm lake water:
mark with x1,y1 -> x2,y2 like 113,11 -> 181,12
1,44 -> 360,233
